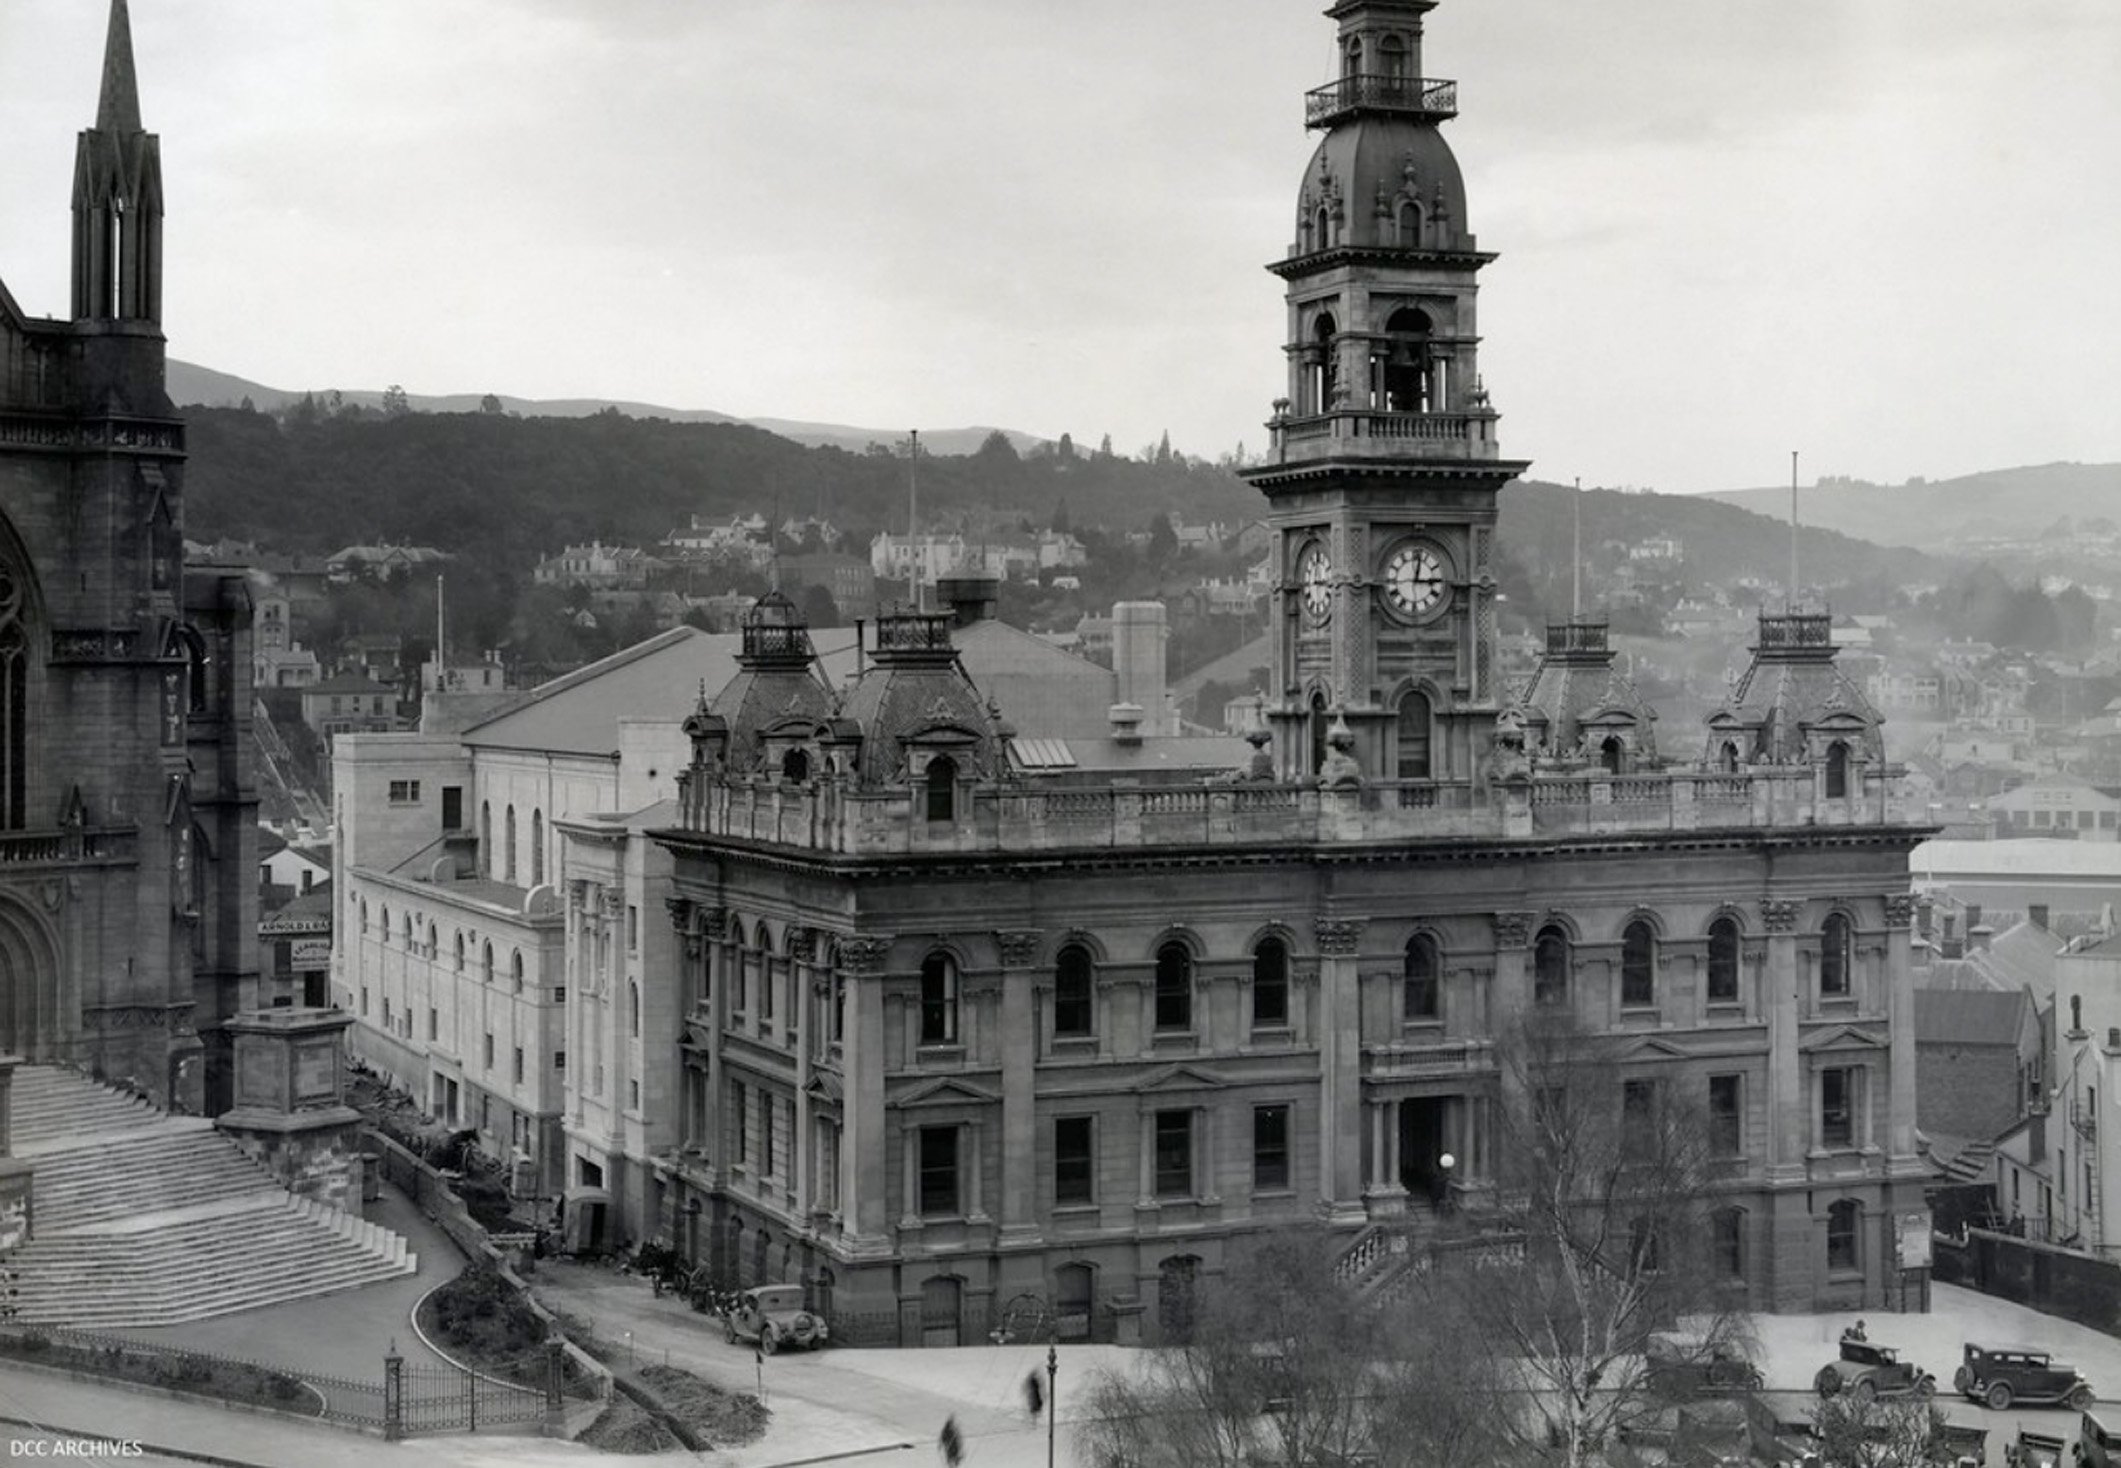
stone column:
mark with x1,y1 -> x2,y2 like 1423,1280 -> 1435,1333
1315,916 -> 1367,1224
839,935 -> 893,1253
1761,899 -> 1805,1180
1883,894 -> 1921,1169
996,929 -> 1043,1243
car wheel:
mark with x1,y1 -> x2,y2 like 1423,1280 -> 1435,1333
1851,1378 -> 1877,1407
2070,1383 -> 2096,1412
1955,1365 -> 1975,1394
1815,1368 -> 1841,1399
762,1326 -> 780,1357
1987,1380 -> 2015,1411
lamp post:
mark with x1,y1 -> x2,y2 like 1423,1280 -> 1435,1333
1046,1336 -> 1059,1468
1437,1151 -> 1456,1214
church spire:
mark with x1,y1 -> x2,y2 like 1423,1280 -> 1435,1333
96,0 -> 144,134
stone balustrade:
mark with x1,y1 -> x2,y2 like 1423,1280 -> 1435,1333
671,765 -> 1913,857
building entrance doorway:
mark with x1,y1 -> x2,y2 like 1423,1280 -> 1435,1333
1398,1096 -> 1454,1206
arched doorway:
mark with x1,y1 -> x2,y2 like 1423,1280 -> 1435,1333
0,898 -> 62,1061
920,1275 -> 964,1347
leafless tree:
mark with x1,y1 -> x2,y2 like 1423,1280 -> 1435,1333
1808,1393 -> 1961,1467
1431,1009 -> 1757,1467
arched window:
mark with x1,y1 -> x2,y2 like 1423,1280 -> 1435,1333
479,801 -> 492,876
454,932 -> 465,973
426,921 -> 438,959
1719,741 -> 1740,774
1154,941 -> 1193,1032
1314,206 -> 1332,255
0,562 -> 31,829
920,952 -> 959,1045
511,951 -> 525,992
925,756 -> 957,823
1396,200 -> 1422,249
1601,737 -> 1625,775
1707,917 -> 1740,1005
1826,1199 -> 1860,1271
1309,692 -> 1329,777
482,941 -> 494,985
1312,313 -> 1338,408
531,810 -> 544,885
757,921 -> 775,1020
402,913 -> 414,949
379,906 -> 391,942
1382,307 -> 1432,413
1534,926 -> 1570,1007
504,806 -> 518,883
1825,740 -> 1851,799
629,981 -> 641,1039
360,898 -> 369,932
1252,936 -> 1289,1028
1378,33 -> 1408,80
180,628 -> 209,715
1820,913 -> 1852,997
781,748 -> 810,783
1341,35 -> 1361,78
1404,934 -> 1440,1021
1396,690 -> 1432,780
1054,943 -> 1095,1038
1621,920 -> 1655,1007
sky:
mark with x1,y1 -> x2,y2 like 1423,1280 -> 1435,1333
1,0 -> 2117,495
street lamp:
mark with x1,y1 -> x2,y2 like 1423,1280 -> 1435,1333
1046,1336 -> 1059,1468
1437,1152 -> 1456,1214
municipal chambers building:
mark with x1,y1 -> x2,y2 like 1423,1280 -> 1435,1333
644,0 -> 1931,1345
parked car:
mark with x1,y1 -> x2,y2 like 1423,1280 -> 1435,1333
1813,1338 -> 1937,1403
1645,1330 -> 1764,1398
1954,1344 -> 2096,1412
2003,1427 -> 2067,1468
2079,1407 -> 2121,1467
722,1283 -> 828,1354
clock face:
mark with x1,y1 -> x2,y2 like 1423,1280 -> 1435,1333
1385,543 -> 1448,616
1297,544 -> 1333,621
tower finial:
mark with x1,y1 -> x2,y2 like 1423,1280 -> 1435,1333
96,0 -> 144,133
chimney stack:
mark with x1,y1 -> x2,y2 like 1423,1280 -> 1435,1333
1971,925 -> 1994,953
1108,702 -> 1145,746
1966,903 -> 1983,933
2030,904 -> 2050,932
1111,601 -> 1170,737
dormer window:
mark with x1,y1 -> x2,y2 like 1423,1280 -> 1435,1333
1825,740 -> 1851,798
782,748 -> 811,783
925,755 -> 958,822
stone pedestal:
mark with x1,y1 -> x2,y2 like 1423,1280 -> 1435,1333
215,1008 -> 365,1211
0,1056 -> 32,1251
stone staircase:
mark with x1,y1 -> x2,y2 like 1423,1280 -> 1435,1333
2,1065 -> 415,1327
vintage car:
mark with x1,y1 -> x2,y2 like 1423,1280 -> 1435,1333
1645,1331 -> 1765,1398
722,1283 -> 829,1354
2003,1427 -> 2068,1468
1812,1338 -> 1936,1403
1954,1343 -> 2096,1412
2078,1407 -> 2121,1467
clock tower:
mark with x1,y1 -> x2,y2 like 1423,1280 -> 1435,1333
1242,0 -> 1528,785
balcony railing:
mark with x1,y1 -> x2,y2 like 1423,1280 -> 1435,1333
1305,74 -> 1458,129
1274,409 -> 1498,464
0,826 -> 136,866
670,765 -> 1913,859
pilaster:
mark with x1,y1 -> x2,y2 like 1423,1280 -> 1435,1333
996,929 -> 1043,1243
1762,898 -> 1805,1182
1314,916 -> 1366,1223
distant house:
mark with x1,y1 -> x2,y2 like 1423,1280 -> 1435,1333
326,543 -> 450,583
1988,775 -> 2121,840
532,541 -> 664,591
780,552 -> 878,621
300,673 -> 400,740
1913,987 -> 2045,1146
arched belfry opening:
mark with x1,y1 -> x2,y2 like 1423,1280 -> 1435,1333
1310,313 -> 1338,412
1380,308 -> 1436,413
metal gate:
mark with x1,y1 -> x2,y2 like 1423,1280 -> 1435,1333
399,1362 -> 549,1433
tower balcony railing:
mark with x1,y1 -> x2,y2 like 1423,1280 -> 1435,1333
0,826 -> 137,867
670,765 -> 1912,858
1306,74 -> 1458,129
1273,408 -> 1498,463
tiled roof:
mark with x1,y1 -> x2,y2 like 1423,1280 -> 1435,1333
1915,988 -> 2030,1045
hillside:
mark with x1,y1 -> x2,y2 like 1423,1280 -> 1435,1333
177,405 -> 1261,558
1705,462 -> 2121,551
166,360 -> 1044,458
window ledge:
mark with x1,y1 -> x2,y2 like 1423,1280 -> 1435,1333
1051,1034 -> 1099,1052
1400,1019 -> 1444,1034
916,1043 -> 966,1065
1052,1203 -> 1099,1218
1150,1033 -> 1199,1053
1248,1024 -> 1294,1042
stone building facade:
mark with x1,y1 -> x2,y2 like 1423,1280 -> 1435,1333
647,0 -> 1930,1344
0,0 -> 258,1111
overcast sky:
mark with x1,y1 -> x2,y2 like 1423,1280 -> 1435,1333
2,1 -> 2116,494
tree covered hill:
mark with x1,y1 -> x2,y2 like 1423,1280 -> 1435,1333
179,406 -> 1261,560
1705,462 -> 2121,552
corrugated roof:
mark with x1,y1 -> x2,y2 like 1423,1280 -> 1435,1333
1915,988 -> 2030,1045
464,626 -> 857,757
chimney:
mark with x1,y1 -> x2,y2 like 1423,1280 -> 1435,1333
2030,904 -> 2050,932
1966,903 -> 1983,933
936,574 -> 1000,628
1971,924 -> 1994,953
1108,702 -> 1145,746
1916,895 -> 1934,938
1112,601 -> 1170,737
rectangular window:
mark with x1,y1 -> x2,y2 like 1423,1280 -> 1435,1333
762,1095 -> 776,1177
387,779 -> 421,804
483,1032 -> 493,1069
359,986 -> 369,1016
1826,1201 -> 1860,1271
513,1046 -> 525,1084
1154,1110 -> 1194,1199
1254,1104 -> 1290,1192
627,905 -> 639,952
382,999 -> 392,1028
441,785 -> 463,830
1055,1116 -> 1094,1206
731,1085 -> 748,1169
554,986 -> 566,1004
479,1094 -> 490,1132
1714,1209 -> 1744,1278
918,1126 -> 960,1217
1709,1073 -> 1743,1155
1821,1067 -> 1855,1149
426,1007 -> 437,1041
554,1049 -> 566,1072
